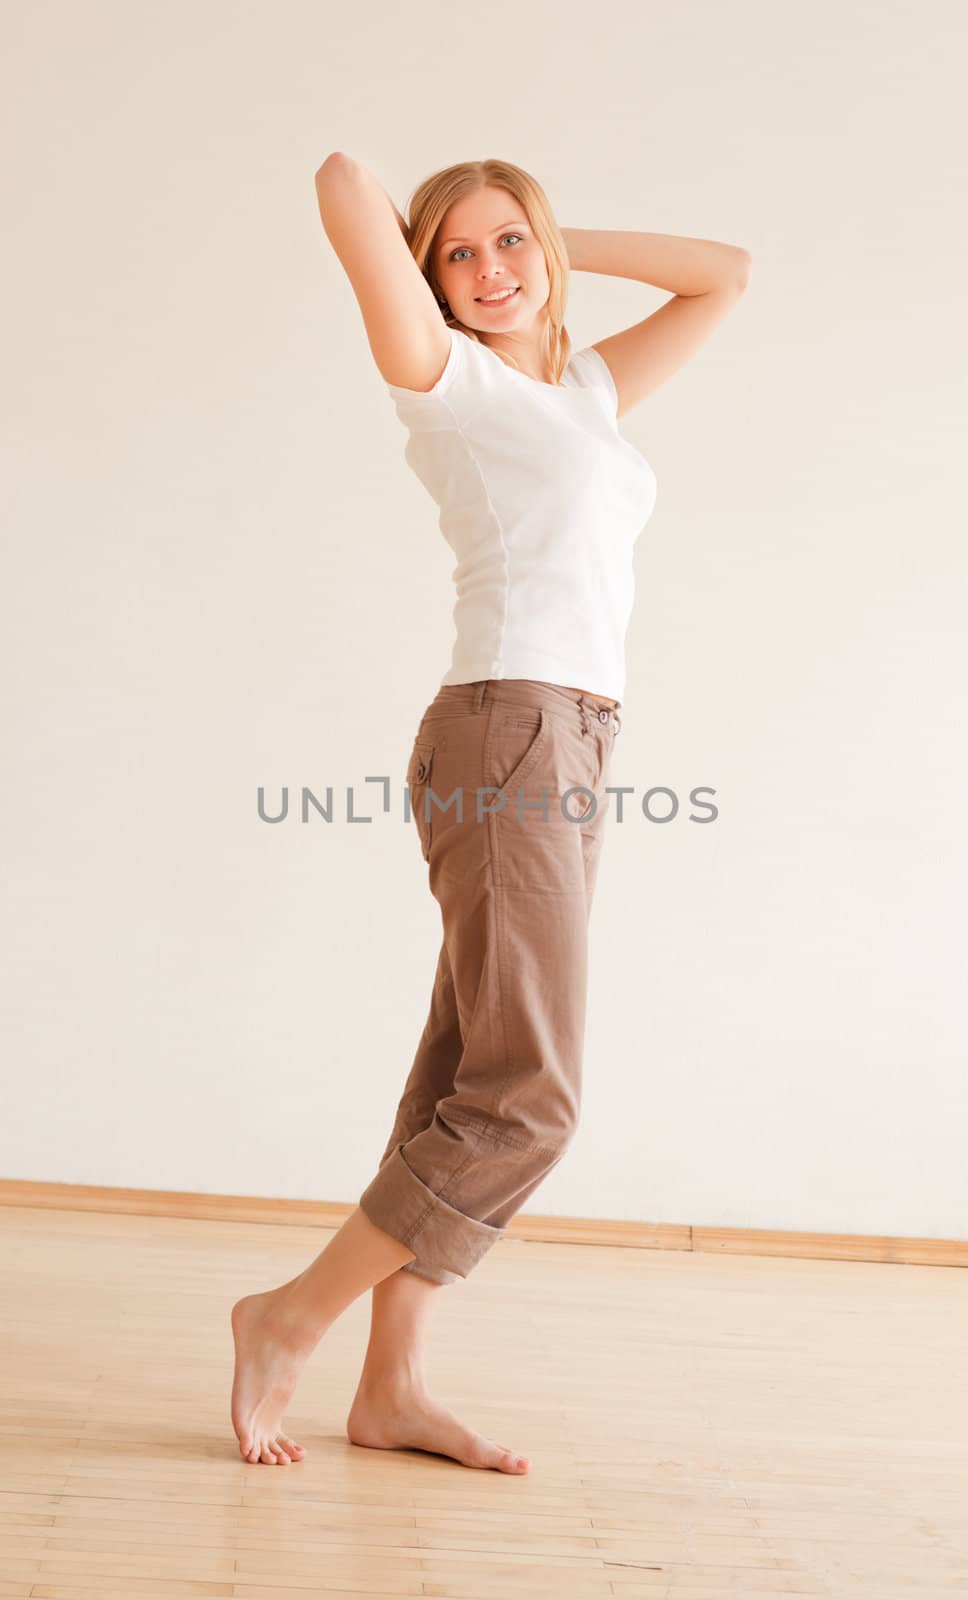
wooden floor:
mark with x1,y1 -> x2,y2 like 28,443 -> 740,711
2,1205 -> 967,1599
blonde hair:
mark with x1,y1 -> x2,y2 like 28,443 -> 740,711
405,158 -> 572,383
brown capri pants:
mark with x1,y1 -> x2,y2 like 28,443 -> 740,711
357,677 -> 621,1285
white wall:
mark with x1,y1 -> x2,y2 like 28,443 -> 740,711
3,0 -> 966,1239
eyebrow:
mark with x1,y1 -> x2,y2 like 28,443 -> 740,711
439,220 -> 527,248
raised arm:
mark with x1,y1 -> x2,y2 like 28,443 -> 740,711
313,152 -> 451,394
561,226 -> 752,418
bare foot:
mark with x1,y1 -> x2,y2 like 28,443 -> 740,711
346,1379 -> 531,1474
230,1290 -> 311,1465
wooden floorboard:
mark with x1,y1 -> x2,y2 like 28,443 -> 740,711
1,1205 -> 966,1598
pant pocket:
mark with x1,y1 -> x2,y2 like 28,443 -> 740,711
486,709 -> 549,799
406,739 -> 436,862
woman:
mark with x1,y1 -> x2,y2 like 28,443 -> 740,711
230,153 -> 751,1472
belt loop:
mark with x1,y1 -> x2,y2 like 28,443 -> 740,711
577,693 -> 589,737
473,681 -> 487,711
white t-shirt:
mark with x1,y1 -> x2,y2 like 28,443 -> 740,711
385,325 -> 657,704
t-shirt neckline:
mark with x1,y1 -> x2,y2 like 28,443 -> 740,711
464,331 -> 576,391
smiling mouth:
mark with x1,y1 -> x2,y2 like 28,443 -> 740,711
475,287 -> 521,304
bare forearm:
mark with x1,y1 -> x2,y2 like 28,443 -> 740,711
561,226 -> 750,295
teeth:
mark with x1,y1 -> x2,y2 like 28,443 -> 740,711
479,288 -> 517,302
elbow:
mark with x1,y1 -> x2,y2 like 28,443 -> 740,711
734,248 -> 753,288
315,151 -> 354,185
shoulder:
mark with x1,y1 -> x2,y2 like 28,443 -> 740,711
563,344 -> 619,421
384,326 -> 489,405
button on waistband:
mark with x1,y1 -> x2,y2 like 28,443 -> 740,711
598,708 -> 609,723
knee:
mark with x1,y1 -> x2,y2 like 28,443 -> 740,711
508,1086 -> 581,1154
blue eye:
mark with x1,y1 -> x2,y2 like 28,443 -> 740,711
449,233 -> 522,262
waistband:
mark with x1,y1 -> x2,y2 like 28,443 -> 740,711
423,678 -> 623,732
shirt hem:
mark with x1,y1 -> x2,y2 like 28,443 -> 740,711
442,647 -> 624,704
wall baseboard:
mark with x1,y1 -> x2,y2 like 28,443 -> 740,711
1,1179 -> 964,1267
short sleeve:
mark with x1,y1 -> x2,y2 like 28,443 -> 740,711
567,345 -> 618,421
385,326 -> 462,404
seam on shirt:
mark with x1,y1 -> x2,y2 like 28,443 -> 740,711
435,391 -> 510,675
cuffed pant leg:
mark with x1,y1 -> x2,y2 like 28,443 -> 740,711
359,693 -> 608,1285
359,1137 -> 506,1285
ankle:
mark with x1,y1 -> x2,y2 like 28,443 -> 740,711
357,1364 -> 428,1401
265,1283 -> 329,1355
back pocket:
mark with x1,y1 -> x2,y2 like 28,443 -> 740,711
406,739 -> 435,862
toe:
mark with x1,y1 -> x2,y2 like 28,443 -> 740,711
273,1441 -> 292,1464
279,1433 -> 305,1457
260,1443 -> 278,1464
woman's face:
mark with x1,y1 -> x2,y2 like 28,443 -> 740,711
434,186 -> 550,336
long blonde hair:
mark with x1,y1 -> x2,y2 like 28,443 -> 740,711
405,158 -> 572,382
